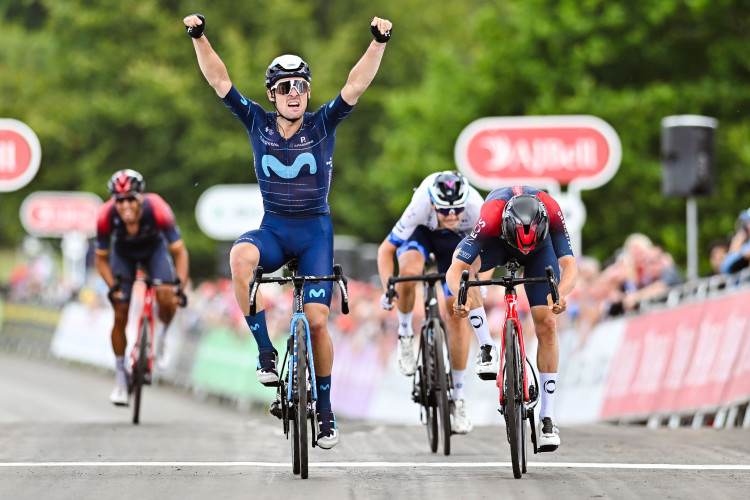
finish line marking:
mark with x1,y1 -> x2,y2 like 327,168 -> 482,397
1,462 -> 749,470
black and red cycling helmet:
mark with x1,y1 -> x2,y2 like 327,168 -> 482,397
501,194 -> 549,252
108,169 -> 145,199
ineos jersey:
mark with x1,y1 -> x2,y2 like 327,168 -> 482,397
222,86 -> 354,217
456,186 -> 573,264
95,194 -> 182,253
386,172 -> 484,247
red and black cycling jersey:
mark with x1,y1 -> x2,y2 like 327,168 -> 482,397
95,193 -> 182,253
456,185 -> 573,264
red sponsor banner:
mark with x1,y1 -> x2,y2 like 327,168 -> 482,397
601,291 -> 750,419
20,191 -> 103,237
454,116 -> 622,191
0,118 -> 42,192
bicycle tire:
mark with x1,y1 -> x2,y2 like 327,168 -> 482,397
420,328 -> 438,453
431,320 -> 451,456
504,319 -> 524,479
295,319 -> 309,479
132,320 -> 149,425
290,343 -> 301,475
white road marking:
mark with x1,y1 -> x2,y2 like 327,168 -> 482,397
1,462 -> 749,470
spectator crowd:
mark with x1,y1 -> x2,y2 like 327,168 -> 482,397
4,207 -> 750,351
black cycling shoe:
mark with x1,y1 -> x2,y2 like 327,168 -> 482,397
256,348 -> 279,387
316,408 -> 339,450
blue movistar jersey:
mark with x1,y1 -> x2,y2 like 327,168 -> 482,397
222,86 -> 354,217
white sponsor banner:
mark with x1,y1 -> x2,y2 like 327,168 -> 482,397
556,319 -> 627,424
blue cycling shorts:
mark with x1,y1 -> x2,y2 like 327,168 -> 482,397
477,236 -> 561,307
396,226 -> 464,297
233,213 -> 334,307
110,236 -> 176,302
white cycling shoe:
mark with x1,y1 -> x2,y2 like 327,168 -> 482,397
538,416 -> 560,452
397,335 -> 416,376
475,343 -> 499,380
451,399 -> 473,434
109,384 -> 129,407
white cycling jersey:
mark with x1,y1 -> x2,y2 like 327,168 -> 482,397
387,172 -> 484,246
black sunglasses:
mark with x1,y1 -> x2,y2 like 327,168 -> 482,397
436,206 -> 465,216
115,196 -> 138,203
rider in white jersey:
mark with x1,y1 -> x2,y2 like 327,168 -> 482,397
377,171 -> 500,434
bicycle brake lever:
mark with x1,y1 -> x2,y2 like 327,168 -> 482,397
458,270 -> 469,310
545,266 -> 560,305
333,264 -> 349,315
249,266 -> 264,316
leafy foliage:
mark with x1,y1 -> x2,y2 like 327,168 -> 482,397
2,0 -> 749,278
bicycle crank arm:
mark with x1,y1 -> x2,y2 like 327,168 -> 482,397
528,408 -> 539,454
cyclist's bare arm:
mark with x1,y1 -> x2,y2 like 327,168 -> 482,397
169,239 -> 190,287
376,239 -> 398,293
341,17 -> 392,105
446,253 -> 483,317
94,250 -> 115,290
184,15 -> 232,98
547,255 -> 578,314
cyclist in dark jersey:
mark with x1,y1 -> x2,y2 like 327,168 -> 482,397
183,13 -> 392,449
446,186 -> 578,452
95,169 -> 189,406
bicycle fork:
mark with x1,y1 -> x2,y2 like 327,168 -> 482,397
496,318 -> 530,406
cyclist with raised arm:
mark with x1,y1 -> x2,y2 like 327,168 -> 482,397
376,171 -> 497,434
445,186 -> 578,451
95,170 -> 190,406
183,13 -> 392,449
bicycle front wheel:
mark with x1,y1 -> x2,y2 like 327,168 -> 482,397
295,319 -> 309,479
132,320 -> 149,425
504,319 -> 524,479
431,320 -> 451,456
419,328 -> 438,453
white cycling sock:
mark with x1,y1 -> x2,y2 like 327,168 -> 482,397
115,356 -> 127,387
397,310 -> 414,337
539,372 -> 557,419
452,369 -> 467,401
469,306 -> 492,345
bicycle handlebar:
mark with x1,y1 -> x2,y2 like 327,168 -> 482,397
457,266 -> 560,309
111,275 -> 187,307
248,264 -> 350,316
385,273 -> 445,306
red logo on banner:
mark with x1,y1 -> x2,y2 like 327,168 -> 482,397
0,119 -> 42,192
20,191 -> 103,237
454,116 -> 621,191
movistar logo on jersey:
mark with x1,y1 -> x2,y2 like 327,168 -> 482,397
261,153 -> 317,179
240,97 -> 247,105
250,323 -> 259,331
319,384 -> 330,390
309,288 -> 326,298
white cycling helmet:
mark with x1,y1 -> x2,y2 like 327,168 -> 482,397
427,171 -> 470,208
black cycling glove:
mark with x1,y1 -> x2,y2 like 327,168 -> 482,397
370,20 -> 391,43
186,14 -> 206,39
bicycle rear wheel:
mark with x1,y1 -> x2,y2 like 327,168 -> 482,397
295,319 -> 309,479
419,329 -> 438,453
431,320 -> 451,456
504,319 -> 524,479
132,321 -> 149,425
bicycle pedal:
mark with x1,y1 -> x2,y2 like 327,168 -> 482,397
143,372 -> 152,385
478,372 -> 497,381
260,380 -> 280,388
269,400 -> 282,420
538,445 -> 558,453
